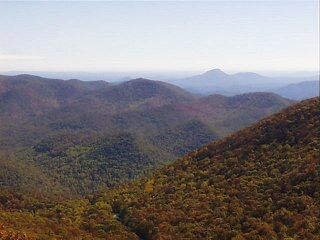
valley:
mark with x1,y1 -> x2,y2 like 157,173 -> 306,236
0,95 -> 318,239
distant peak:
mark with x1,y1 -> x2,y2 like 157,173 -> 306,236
206,68 -> 223,73
203,68 -> 227,75
132,77 -> 151,81
126,78 -> 155,84
120,78 -> 156,86
200,69 -> 229,78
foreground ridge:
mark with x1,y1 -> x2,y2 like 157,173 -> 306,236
110,97 -> 319,239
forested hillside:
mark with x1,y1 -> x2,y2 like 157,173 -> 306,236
108,97 -> 320,239
0,74 -> 291,149
0,74 -> 293,195
0,97 -> 317,239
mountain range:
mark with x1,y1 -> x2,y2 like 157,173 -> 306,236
174,68 -> 270,90
3,68 -> 319,100
0,96 -> 318,239
170,69 -> 319,99
0,74 -> 294,196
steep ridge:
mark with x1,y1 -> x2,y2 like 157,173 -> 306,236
109,97 -> 319,239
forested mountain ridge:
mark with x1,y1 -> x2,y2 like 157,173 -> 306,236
0,75 -> 197,149
0,74 -> 293,196
0,74 -> 294,197
0,74 -> 111,149
0,97 -> 317,240
108,97 -> 320,239
0,74 -> 292,148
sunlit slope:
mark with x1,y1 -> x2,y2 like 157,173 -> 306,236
111,97 -> 319,239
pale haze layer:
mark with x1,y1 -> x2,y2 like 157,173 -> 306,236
0,1 -> 319,74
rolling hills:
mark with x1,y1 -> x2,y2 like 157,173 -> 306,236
0,74 -> 293,195
0,97 -> 317,239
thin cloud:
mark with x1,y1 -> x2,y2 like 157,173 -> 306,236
0,54 -> 45,60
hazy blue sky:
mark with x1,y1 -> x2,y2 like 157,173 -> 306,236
0,1 -> 318,74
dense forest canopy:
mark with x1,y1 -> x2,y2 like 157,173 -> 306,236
0,75 -> 293,196
0,97 -> 318,239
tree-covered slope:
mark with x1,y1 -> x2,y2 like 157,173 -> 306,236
0,190 -> 139,240
0,74 -> 294,196
17,132 -> 171,195
0,98 -> 317,240
0,74 -> 292,149
194,92 -> 293,136
109,97 -> 319,239
0,74 -> 111,148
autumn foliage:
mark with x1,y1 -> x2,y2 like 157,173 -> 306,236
109,97 -> 320,239
0,97 -> 318,239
